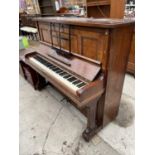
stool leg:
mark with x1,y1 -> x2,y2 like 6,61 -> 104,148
32,33 -> 34,40
34,33 -> 36,40
35,33 -> 38,40
28,33 -> 31,40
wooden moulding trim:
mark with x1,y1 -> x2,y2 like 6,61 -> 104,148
33,17 -> 135,29
87,0 -> 110,7
77,77 -> 104,96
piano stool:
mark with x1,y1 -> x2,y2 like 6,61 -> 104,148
19,60 -> 47,90
20,26 -> 38,40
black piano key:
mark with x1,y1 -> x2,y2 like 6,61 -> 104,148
48,65 -> 54,69
55,69 -> 62,73
47,64 -> 53,68
57,71 -> 64,74
77,82 -> 86,88
72,80 -> 82,85
67,77 -> 77,82
39,59 -> 44,61
36,57 -> 47,63
40,60 -> 45,63
52,67 -> 59,71
34,57 -> 40,61
59,72 -> 67,76
45,62 -> 51,66
49,65 -> 56,69
35,56 -> 44,62
64,75 -> 71,79
37,59 -> 43,63
49,66 -> 55,69
59,71 -> 65,75
51,66 -> 57,70
36,57 -> 42,60
33,56 -> 62,72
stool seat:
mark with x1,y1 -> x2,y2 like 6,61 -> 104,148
20,26 -> 38,40
20,26 -> 37,33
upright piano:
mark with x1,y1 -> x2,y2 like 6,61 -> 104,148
20,17 -> 134,141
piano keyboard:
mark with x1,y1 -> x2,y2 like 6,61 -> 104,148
28,55 -> 87,93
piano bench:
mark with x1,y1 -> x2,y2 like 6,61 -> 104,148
20,26 -> 38,40
20,61 -> 47,90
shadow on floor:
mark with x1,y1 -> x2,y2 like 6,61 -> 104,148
115,95 -> 135,127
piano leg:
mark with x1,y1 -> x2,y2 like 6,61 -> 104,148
82,99 -> 100,142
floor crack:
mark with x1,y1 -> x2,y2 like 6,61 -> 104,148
41,106 -> 64,154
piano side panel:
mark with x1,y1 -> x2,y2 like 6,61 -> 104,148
103,25 -> 134,126
127,32 -> 135,74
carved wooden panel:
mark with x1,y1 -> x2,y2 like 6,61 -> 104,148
81,37 -> 98,59
51,29 -> 78,53
51,23 -> 69,34
71,34 -> 79,53
71,27 -> 109,68
38,22 -> 51,44
42,29 -> 51,43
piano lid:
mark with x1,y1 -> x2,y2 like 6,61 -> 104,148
33,17 -> 134,28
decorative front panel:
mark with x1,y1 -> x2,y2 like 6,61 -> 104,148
38,22 -> 51,44
38,22 -> 109,68
71,27 -> 109,68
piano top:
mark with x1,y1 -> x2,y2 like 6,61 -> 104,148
33,17 -> 134,28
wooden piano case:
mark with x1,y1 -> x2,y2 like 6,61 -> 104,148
25,17 -> 134,141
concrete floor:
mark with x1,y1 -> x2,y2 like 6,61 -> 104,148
19,74 -> 135,155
